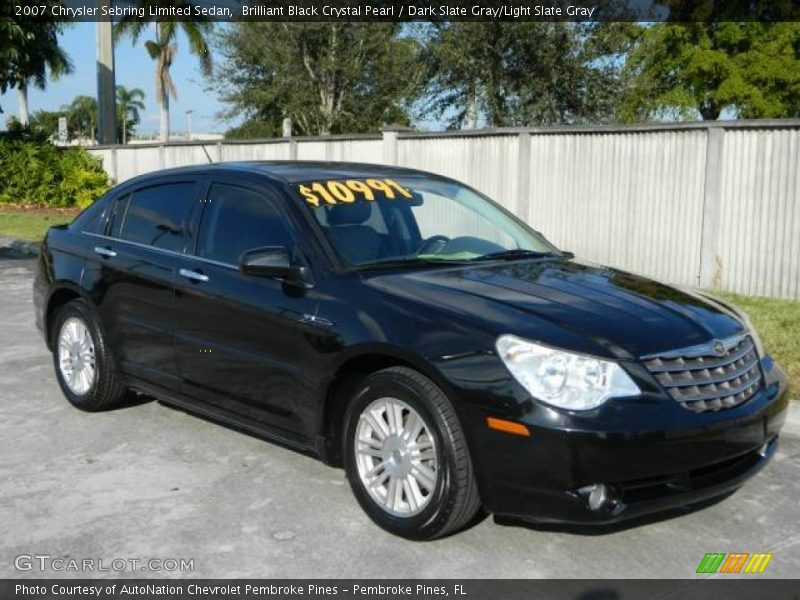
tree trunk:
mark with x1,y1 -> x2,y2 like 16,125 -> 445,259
122,112 -> 127,145
463,95 -> 479,130
17,83 -> 29,126
699,99 -> 721,120
160,92 -> 170,142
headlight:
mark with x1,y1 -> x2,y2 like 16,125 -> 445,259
737,309 -> 765,358
495,335 -> 641,410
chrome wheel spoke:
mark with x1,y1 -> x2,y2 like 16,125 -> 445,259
416,437 -> 434,450
357,445 -> 383,458
383,401 -> 398,434
411,447 -> 436,462
404,475 -> 424,511
410,464 -> 436,492
402,411 -> 423,442
368,469 -> 390,489
78,369 -> 89,394
80,334 -> 93,353
361,436 -> 383,450
69,366 -> 80,389
354,397 -> 438,517
69,321 -> 81,344
363,412 -> 388,441
385,476 -> 399,511
364,461 -> 385,479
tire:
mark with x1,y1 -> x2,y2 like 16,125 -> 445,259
51,299 -> 129,412
343,367 -> 481,540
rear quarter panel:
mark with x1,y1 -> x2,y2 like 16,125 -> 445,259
37,226 -> 89,346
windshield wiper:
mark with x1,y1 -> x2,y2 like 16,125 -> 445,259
469,249 -> 557,262
352,257 -> 468,271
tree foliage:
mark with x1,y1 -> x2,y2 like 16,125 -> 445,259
0,139 -> 110,208
621,22 -> 800,121
116,85 -> 146,144
64,95 -> 98,140
214,23 -> 422,136
5,110 -> 64,141
0,1 -> 72,112
224,118 -> 283,140
421,22 -> 633,128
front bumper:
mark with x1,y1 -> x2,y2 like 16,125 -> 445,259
460,358 -> 789,525
493,434 -> 779,526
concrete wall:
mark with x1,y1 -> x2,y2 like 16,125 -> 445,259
87,120 -> 800,299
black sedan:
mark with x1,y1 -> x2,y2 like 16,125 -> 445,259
34,162 -> 789,540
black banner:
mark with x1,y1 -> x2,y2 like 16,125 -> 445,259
2,580 -> 800,600
5,0 -> 800,22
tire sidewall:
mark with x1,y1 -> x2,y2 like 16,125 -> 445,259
343,371 -> 460,540
51,301 -> 104,410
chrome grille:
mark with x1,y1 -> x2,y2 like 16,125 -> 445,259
643,334 -> 762,413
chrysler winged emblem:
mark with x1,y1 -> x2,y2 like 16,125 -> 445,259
712,340 -> 727,357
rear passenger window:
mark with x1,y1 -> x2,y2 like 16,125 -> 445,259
106,194 -> 130,238
120,182 -> 196,252
197,184 -> 293,265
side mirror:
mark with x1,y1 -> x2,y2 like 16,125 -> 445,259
239,246 -> 311,287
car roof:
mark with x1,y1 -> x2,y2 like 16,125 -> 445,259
121,161 -> 451,187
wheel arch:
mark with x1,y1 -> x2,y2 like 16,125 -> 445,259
44,283 -> 90,350
317,346 -> 457,467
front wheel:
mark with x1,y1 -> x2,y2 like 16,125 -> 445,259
343,367 -> 481,540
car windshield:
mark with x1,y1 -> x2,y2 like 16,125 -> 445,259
296,176 -> 560,268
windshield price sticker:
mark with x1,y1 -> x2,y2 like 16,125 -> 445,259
299,178 -> 413,207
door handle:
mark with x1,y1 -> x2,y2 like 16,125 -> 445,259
179,268 -> 209,282
94,246 -> 117,258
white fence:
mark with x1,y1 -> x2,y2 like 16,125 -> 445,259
88,120 -> 800,300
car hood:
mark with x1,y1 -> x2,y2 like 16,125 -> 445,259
366,259 -> 745,359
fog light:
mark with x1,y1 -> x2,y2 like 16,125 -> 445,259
578,483 -> 621,512
758,437 -> 776,457
588,484 -> 609,511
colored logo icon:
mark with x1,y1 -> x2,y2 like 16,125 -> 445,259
696,552 -> 773,574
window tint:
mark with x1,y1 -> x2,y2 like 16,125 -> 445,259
106,194 -> 130,238
411,190 -> 516,248
198,184 -> 293,265
120,182 -> 196,251
71,194 -> 107,233
305,177 -> 556,266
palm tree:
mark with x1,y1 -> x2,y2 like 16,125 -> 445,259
116,86 -> 146,144
0,18 -> 73,125
64,95 -> 98,141
115,11 -> 213,142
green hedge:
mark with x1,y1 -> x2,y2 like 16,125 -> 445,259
0,140 -> 111,209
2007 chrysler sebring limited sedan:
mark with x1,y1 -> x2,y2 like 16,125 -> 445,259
35,162 -> 788,540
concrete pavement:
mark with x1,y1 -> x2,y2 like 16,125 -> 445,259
1,257 -> 799,579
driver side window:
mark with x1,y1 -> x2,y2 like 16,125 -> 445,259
197,183 -> 293,265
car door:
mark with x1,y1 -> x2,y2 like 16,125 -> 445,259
172,180 -> 320,436
84,177 -> 202,390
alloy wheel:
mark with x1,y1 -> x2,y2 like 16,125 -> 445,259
57,317 -> 96,396
354,397 -> 438,517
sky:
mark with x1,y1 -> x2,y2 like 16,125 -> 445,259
0,22 -> 232,135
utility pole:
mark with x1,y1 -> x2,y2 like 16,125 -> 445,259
96,0 -> 117,145
185,110 -> 195,140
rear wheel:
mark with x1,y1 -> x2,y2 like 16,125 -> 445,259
343,367 -> 481,540
52,300 -> 128,411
